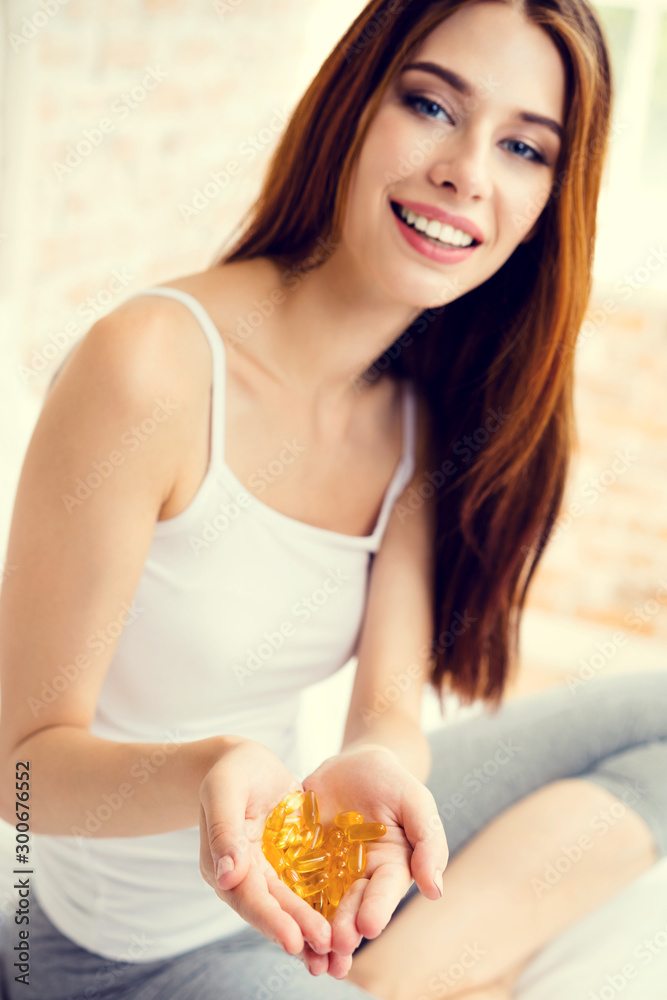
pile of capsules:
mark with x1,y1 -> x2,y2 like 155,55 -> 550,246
262,789 -> 386,921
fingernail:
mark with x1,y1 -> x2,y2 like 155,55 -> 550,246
216,855 -> 234,880
433,868 -> 444,897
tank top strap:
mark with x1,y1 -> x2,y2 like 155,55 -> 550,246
129,286 -> 226,477
368,378 -> 419,548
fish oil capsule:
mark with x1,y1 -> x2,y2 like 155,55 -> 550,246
292,850 -> 330,874
280,791 -> 305,812
295,827 -> 314,847
282,868 -> 301,887
308,823 -> 324,849
347,841 -> 366,876
346,822 -> 387,842
334,811 -> 363,830
329,849 -> 347,874
265,804 -> 287,833
312,891 -> 325,914
294,876 -> 328,899
285,825 -> 299,846
326,872 -> 347,907
303,789 -> 320,830
262,842 -> 287,872
273,826 -> 292,849
285,843 -> 308,863
323,828 -> 344,849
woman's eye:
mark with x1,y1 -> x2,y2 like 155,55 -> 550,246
402,93 -> 453,124
501,139 -> 546,164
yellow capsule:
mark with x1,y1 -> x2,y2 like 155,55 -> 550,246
334,811 -> 363,830
347,840 -> 366,876
285,825 -> 299,846
326,872 -> 347,907
312,890 -> 325,914
294,876 -> 328,899
265,804 -> 287,833
295,827 -> 314,847
262,841 -> 287,872
346,822 -> 386,842
324,828 -> 344,848
329,849 -> 347,874
285,843 -> 308,863
280,790 -> 305,813
303,789 -> 320,830
282,868 -> 301,886
309,823 -> 324,849
274,826 -> 292,849
292,849 -> 330,874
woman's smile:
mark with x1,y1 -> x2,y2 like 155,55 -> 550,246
389,198 -> 483,265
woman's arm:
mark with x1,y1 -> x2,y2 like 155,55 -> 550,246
0,298 -> 234,836
341,397 -> 436,783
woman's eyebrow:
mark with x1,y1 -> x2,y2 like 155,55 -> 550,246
400,60 -> 564,140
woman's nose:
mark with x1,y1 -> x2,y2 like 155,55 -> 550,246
428,127 -> 493,202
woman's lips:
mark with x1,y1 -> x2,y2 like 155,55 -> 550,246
390,200 -> 480,264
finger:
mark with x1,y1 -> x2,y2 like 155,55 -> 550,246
327,950 -> 354,980
356,863 -> 413,940
267,877 -> 332,955
330,877 -> 367,955
223,860 -> 305,955
300,943 -> 330,977
401,789 -> 450,901
199,764 -> 252,890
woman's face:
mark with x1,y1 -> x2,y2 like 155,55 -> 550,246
342,0 -> 566,309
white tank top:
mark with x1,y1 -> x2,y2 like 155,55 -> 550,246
33,285 -> 418,962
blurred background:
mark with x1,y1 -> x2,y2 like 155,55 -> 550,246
0,0 -> 666,993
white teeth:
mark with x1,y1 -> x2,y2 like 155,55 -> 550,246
398,204 -> 475,247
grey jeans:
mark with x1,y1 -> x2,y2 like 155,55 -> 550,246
2,671 -> 666,1000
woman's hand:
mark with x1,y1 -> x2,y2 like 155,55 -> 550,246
198,739 -> 332,960
300,745 -> 449,979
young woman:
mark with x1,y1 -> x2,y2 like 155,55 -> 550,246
1,0 -> 666,997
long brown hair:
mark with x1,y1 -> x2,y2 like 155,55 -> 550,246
210,0 -> 613,710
